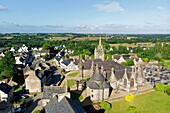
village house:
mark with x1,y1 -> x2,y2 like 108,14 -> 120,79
60,59 -> 79,72
18,44 -> 28,53
14,54 -> 29,66
0,82 -> 13,102
24,61 -> 52,93
9,47 -> 15,52
112,54 -> 143,65
45,96 -> 86,113
0,52 -> 5,59
42,85 -> 70,107
53,56 -> 63,66
112,54 -> 126,64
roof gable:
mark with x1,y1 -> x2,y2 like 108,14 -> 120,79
45,96 -> 86,113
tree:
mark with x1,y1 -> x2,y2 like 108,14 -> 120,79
121,59 -> 134,66
42,44 -> 50,50
100,101 -> 112,111
127,106 -> 140,113
165,85 -> 170,95
0,51 -> 18,80
42,54 -> 49,61
33,110 -> 41,113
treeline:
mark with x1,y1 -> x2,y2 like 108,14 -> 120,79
135,42 -> 170,60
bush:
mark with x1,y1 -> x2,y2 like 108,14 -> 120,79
19,99 -> 25,105
165,85 -> 170,95
155,83 -> 165,92
125,94 -> 134,102
142,58 -> 149,62
127,106 -> 140,113
33,110 -> 41,113
121,59 -> 134,66
100,101 -> 111,111
78,95 -> 83,101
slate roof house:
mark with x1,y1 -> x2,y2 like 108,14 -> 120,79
0,83 -> 13,102
60,59 -> 79,72
24,61 -> 52,93
42,85 -> 70,107
112,54 -> 126,64
45,96 -> 86,113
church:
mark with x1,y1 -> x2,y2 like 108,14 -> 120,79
78,37 -> 144,102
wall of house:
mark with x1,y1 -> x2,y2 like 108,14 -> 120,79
99,89 -> 104,101
90,89 -> 99,101
25,75 -> 41,93
110,82 -> 117,89
103,88 -> 110,100
0,91 -> 8,102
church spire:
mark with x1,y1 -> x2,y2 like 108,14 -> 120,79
99,37 -> 102,46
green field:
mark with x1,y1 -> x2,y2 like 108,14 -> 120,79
67,71 -> 78,77
106,91 -> 170,113
44,36 -> 71,41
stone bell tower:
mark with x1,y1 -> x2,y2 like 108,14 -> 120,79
94,37 -> 104,61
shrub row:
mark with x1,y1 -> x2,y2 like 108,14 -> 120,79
155,83 -> 170,95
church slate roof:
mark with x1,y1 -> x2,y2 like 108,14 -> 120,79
88,82 -> 100,89
43,86 -> 65,99
45,96 -> 86,113
82,59 -> 133,80
103,81 -> 110,88
91,71 -> 105,81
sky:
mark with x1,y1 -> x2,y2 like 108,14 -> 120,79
0,0 -> 170,34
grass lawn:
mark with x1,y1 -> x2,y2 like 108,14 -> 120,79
106,91 -> 170,113
13,86 -> 24,94
67,71 -> 78,77
163,60 -> 170,68
68,80 -> 75,88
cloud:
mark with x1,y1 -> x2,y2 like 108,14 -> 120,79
0,21 -> 169,34
156,6 -> 170,23
157,6 -> 165,11
93,1 -> 124,12
0,5 -> 6,11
